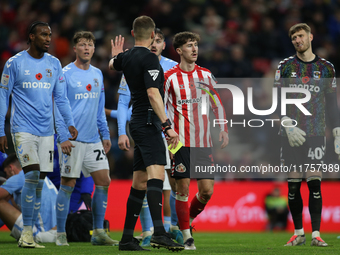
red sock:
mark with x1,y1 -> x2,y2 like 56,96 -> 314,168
190,192 -> 208,219
176,193 -> 190,230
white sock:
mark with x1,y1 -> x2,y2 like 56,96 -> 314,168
23,225 -> 32,233
93,228 -> 104,235
57,231 -> 66,237
312,231 -> 320,239
142,231 -> 152,239
170,225 -> 179,232
182,229 -> 191,242
294,228 -> 304,236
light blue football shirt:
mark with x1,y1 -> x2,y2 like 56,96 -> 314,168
55,62 -> 110,143
0,50 -> 74,137
116,56 -> 177,136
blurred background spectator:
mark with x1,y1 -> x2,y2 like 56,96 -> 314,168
1,0 -> 340,180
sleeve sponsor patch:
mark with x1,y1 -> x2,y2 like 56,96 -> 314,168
1,74 -> 9,86
275,70 -> 280,81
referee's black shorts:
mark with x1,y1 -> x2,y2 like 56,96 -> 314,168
130,121 -> 166,171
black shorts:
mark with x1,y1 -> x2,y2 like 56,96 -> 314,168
171,147 -> 214,179
130,122 -> 166,171
280,136 -> 325,168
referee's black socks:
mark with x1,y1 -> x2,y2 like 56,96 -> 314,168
121,187 -> 146,243
307,178 -> 322,232
147,178 -> 166,235
288,181 -> 303,229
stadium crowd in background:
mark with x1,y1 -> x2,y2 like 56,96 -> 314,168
1,0 -> 340,179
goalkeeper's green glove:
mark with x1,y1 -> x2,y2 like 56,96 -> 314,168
333,127 -> 340,160
282,116 -> 306,147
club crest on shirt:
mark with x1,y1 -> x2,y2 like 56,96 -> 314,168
1,74 -> 9,86
313,71 -> 321,80
94,78 -> 99,87
175,163 -> 186,173
65,165 -> 71,174
46,69 -> 52,78
23,154 -> 30,163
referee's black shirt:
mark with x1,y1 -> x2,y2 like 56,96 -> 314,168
113,46 -> 164,123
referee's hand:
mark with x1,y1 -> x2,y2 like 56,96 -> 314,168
166,129 -> 179,150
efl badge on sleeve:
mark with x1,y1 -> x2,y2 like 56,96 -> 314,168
1,74 -> 9,86
46,69 -> 52,78
313,71 -> 321,80
275,70 -> 280,81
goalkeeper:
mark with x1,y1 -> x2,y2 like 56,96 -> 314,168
275,23 -> 340,247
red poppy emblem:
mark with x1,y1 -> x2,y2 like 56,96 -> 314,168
36,73 -> 42,80
86,84 -> 92,91
302,76 -> 309,84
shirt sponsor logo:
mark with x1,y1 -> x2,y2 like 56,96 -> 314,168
22,82 -> 51,89
1,74 -> 9,86
289,83 -> 320,92
177,97 -> 202,105
148,70 -> 159,81
75,92 -> 99,100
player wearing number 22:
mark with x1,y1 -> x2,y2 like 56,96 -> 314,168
275,23 -> 340,247
54,31 -> 118,246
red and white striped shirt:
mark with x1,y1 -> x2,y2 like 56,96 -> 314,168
164,64 -> 228,148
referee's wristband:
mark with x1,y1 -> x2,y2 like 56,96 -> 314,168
161,119 -> 172,136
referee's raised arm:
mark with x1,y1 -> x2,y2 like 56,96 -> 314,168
109,35 -> 124,70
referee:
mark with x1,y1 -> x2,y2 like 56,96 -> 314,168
109,16 -> 183,252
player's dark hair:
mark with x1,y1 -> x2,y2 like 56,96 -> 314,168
132,15 -> 155,41
73,31 -> 96,45
173,31 -> 200,50
2,153 -> 20,169
288,23 -> 311,39
155,28 -> 164,40
27,21 -> 49,44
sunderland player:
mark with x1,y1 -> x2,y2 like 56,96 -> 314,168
54,31 -> 117,246
164,32 -> 229,250
106,28 -> 183,246
0,21 -> 77,248
0,154 -> 58,245
275,23 -> 340,247
109,16 -> 183,251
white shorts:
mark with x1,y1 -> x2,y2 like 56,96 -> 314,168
10,214 -> 56,243
59,141 -> 109,178
163,138 -> 171,190
12,132 -> 54,172
163,169 -> 171,190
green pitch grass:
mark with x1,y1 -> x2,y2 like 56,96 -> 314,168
0,231 -> 339,255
